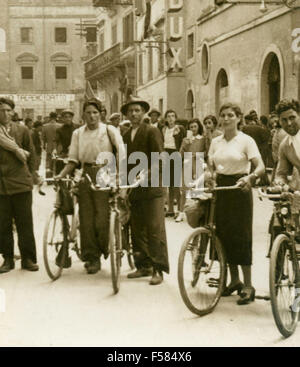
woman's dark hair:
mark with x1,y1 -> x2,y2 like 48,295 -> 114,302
0,97 -> 15,110
188,118 -> 203,135
219,103 -> 243,118
275,99 -> 300,116
164,109 -> 178,119
203,114 -> 218,128
83,98 -> 102,113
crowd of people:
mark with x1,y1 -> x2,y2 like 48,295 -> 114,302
0,94 -> 300,304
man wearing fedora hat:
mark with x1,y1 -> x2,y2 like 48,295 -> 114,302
121,97 -> 169,285
148,108 -> 164,132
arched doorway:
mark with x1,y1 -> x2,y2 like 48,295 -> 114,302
215,68 -> 229,114
111,92 -> 119,113
261,52 -> 281,115
186,90 -> 194,120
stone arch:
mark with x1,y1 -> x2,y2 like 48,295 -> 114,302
258,44 -> 284,115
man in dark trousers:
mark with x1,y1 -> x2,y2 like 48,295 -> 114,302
0,97 -> 39,273
121,97 -> 169,285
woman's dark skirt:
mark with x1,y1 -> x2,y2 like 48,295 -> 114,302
215,174 -> 253,266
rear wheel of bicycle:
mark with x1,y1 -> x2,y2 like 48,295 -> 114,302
43,209 -> 68,280
178,227 -> 226,316
269,234 -> 299,338
70,204 -> 81,261
109,211 -> 122,294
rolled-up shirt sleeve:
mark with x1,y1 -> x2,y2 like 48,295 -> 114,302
275,144 -> 293,183
68,129 -> 79,164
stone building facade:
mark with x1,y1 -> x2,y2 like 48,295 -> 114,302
1,0 -> 96,121
184,0 -> 300,120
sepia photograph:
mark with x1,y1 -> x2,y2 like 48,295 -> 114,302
0,0 -> 300,349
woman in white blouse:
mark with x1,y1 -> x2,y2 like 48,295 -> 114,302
208,103 -> 265,305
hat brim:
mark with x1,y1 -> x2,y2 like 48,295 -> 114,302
121,101 -> 150,115
61,111 -> 74,117
148,110 -> 161,117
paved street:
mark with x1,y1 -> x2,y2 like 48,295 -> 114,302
0,185 -> 299,347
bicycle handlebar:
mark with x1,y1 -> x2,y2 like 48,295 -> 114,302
257,188 -> 281,200
38,177 -> 74,196
85,173 -> 145,192
190,184 -> 241,193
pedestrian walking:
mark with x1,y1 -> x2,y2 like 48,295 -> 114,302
55,99 -> 125,274
32,121 -> 43,171
42,112 -> 60,178
208,102 -> 265,305
0,97 -> 39,273
243,114 -> 270,185
202,115 -> 222,156
121,97 -> 169,285
178,118 -> 205,222
109,112 -> 128,136
162,109 -> 185,219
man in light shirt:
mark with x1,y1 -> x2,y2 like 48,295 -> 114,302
275,99 -> 300,190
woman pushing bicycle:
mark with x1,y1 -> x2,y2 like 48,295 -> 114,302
207,102 -> 265,305
55,98 -> 125,274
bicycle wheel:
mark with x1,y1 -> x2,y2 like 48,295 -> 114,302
43,209 -> 68,280
269,234 -> 299,338
109,211 -> 122,294
70,204 -> 81,261
122,224 -> 135,270
178,227 -> 226,316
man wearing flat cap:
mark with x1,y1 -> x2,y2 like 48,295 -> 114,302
55,109 -> 79,174
121,97 -> 169,285
109,112 -> 128,136
0,97 -> 39,273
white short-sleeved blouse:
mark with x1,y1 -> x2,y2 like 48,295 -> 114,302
208,131 -> 261,175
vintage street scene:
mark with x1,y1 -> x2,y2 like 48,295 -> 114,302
0,0 -> 300,348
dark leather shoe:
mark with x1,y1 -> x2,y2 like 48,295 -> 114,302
0,258 -> 15,273
237,286 -> 256,305
21,259 -> 39,271
222,281 -> 244,297
149,269 -> 163,285
86,259 -> 101,274
127,268 -> 152,279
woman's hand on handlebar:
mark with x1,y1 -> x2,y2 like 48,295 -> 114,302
237,175 -> 253,192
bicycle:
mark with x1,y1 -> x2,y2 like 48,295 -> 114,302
40,176 -> 81,280
85,172 -> 144,294
177,184 -> 240,316
258,187 -> 300,338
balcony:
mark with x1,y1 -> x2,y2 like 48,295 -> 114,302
85,43 -> 121,79
93,0 -> 133,7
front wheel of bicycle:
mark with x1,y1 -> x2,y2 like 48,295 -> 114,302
269,234 -> 299,338
43,209 -> 68,280
178,227 -> 226,316
109,211 -> 122,294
